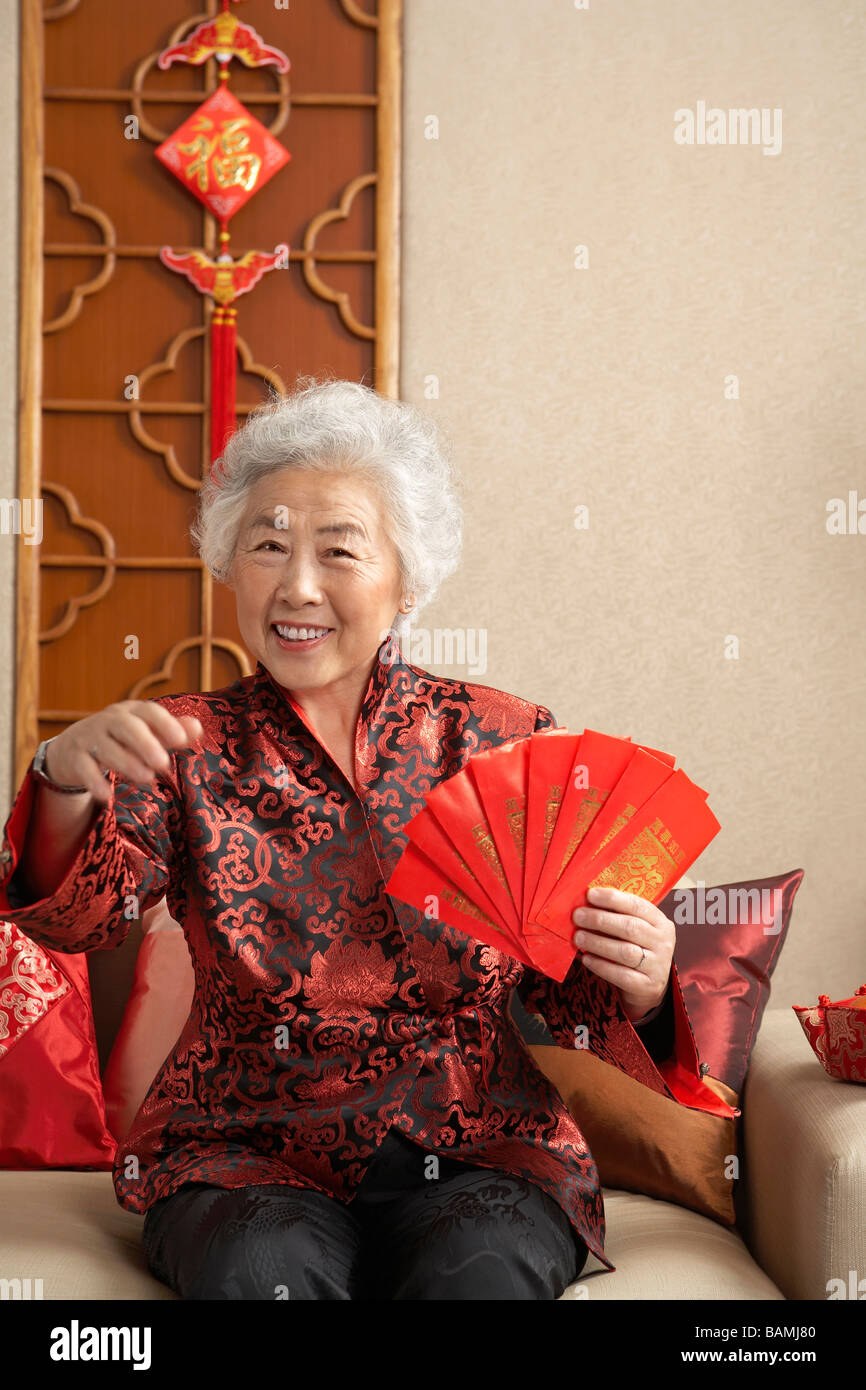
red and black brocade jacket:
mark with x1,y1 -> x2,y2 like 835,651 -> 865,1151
0,634 -> 709,1273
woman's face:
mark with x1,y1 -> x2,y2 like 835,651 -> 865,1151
229,466 -> 406,699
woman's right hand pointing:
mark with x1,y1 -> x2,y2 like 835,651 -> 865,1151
43,702 -> 204,806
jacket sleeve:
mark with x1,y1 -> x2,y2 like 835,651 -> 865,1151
515,702 -> 678,1084
628,971 -> 676,1062
0,752 -> 186,955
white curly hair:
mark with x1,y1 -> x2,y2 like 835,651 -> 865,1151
190,375 -> 464,647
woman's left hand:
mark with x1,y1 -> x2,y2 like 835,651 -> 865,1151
572,884 -> 675,1024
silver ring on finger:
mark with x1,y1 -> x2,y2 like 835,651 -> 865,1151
636,946 -> 647,972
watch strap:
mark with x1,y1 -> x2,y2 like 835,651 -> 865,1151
32,738 -> 90,795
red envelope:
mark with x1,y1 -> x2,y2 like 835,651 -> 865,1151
533,769 -> 721,938
528,732 -> 674,922
467,736 -> 531,919
522,732 -> 582,923
541,746 -> 677,910
403,805 -> 507,933
423,766 -> 522,936
385,837 -> 534,966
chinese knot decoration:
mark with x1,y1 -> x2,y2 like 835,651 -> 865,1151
154,0 -> 291,470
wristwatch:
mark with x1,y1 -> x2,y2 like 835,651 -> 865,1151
32,737 -> 92,794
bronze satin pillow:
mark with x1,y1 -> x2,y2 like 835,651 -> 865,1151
525,1043 -> 739,1226
511,869 -> 804,1227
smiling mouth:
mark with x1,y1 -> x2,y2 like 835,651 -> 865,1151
272,623 -> 333,643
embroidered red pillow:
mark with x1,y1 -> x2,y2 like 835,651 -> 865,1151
0,920 -> 116,1168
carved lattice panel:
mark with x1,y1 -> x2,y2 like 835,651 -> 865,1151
17,0 -> 401,782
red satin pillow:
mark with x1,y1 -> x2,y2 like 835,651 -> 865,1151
656,867 -> 804,1092
102,907 -> 194,1142
0,921 -> 116,1168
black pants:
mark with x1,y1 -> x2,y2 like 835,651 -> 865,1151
141,1127 -> 589,1300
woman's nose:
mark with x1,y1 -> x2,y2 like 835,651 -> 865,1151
273,556 -> 323,605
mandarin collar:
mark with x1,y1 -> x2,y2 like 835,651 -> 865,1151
254,631 -> 407,735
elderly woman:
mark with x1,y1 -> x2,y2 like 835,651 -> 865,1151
0,376 -> 688,1301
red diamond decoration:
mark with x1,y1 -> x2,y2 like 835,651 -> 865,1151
155,86 -> 290,224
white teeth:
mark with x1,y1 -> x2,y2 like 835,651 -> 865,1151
275,625 -> 330,641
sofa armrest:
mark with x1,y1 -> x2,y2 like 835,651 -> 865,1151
739,1006 -> 866,1301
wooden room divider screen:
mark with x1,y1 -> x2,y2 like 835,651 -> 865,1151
16,0 -> 402,785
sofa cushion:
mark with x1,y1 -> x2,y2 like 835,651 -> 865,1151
0,1170 -> 174,1299
0,1168 -> 783,1301
571,1188 -> 784,1299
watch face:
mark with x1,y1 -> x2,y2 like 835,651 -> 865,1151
35,743 -> 54,780
33,738 -> 78,790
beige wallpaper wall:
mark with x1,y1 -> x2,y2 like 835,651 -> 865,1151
1,3 -> 863,1006
399,0 -> 866,1001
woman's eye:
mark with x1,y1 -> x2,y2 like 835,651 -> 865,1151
252,542 -> 354,557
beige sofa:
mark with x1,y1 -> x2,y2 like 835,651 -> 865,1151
1,875 -> 864,1300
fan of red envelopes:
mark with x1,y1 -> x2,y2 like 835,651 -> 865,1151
385,728 -> 721,982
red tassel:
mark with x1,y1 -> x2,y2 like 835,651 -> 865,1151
211,304 -> 237,470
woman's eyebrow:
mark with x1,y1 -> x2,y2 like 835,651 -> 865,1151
316,522 -> 369,542
245,514 -> 368,542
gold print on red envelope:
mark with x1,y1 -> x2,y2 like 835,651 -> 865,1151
589,819 -> 680,898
